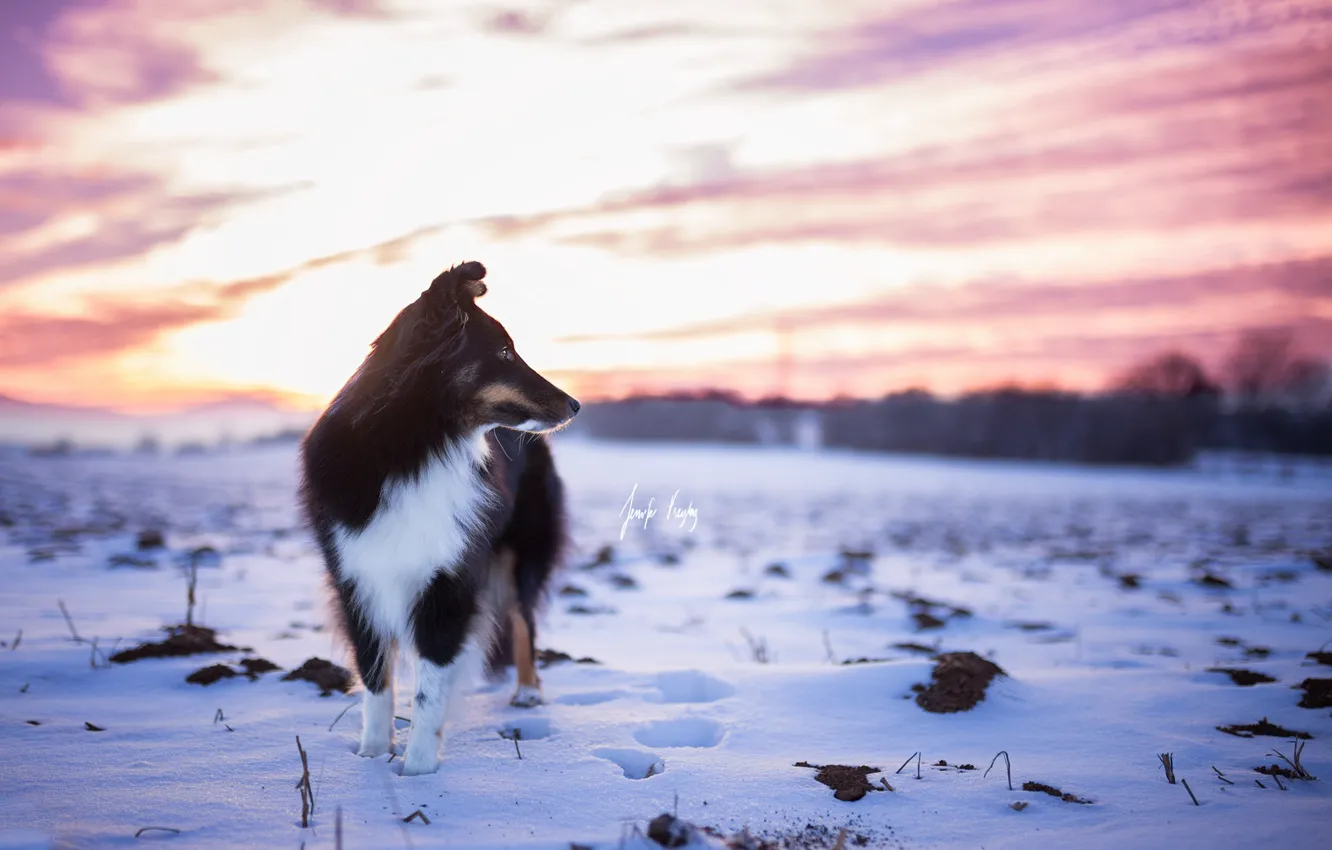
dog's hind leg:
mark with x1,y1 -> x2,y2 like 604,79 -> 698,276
402,570 -> 488,777
335,583 -> 395,758
508,605 -> 542,707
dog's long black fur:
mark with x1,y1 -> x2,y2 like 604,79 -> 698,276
298,261 -> 577,771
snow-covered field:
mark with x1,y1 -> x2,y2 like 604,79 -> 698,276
1,439 -> 1331,849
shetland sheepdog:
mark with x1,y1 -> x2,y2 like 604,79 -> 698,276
298,261 -> 578,776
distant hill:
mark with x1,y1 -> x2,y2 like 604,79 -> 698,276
0,393 -> 316,450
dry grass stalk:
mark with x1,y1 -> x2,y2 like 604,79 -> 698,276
984,751 -> 1014,791
295,735 -> 314,828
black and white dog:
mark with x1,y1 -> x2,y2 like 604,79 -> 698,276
299,261 -> 578,776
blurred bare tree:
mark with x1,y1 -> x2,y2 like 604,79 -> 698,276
1113,351 -> 1219,398
1224,329 -> 1296,407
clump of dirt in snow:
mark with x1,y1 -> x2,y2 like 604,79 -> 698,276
1216,717 -> 1312,739
136,529 -> 166,550
186,657 -> 281,685
281,657 -> 352,696
239,657 -> 281,678
1195,572 -> 1233,588
915,652 -> 1006,713
1295,678 -> 1332,709
186,664 -> 238,686
640,812 -> 876,849
535,648 -> 602,667
109,625 -> 239,663
1306,650 -> 1332,666
1022,781 -> 1092,804
1254,764 -> 1301,780
794,761 -> 887,801
891,642 -> 937,655
1206,667 -> 1277,686
913,611 -> 946,631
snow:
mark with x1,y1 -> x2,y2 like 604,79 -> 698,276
1,440 -> 1331,849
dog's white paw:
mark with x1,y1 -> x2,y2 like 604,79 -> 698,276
355,740 -> 391,759
510,684 -> 544,708
400,750 -> 440,777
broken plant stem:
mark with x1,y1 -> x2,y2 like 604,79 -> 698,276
134,827 -> 181,838
57,599 -> 82,643
984,750 -> 1014,791
186,556 -> 199,629
1212,766 -> 1233,785
1158,752 -> 1177,784
1181,777 -> 1200,806
295,735 -> 314,828
895,751 -> 920,775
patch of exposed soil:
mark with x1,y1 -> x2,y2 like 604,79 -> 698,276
609,573 -> 638,590
1118,573 -> 1142,589
764,563 -> 791,578
582,545 -> 614,569
1216,717 -> 1312,739
281,657 -> 351,696
1311,549 -> 1332,572
557,584 -> 587,597
1255,764 -> 1300,779
891,642 -> 937,655
1008,621 -> 1054,631
186,664 -> 238,686
535,648 -> 601,667
913,611 -> 946,631
1306,651 -> 1332,666
107,553 -> 156,569
136,529 -> 166,550
794,761 -> 885,801
1196,573 -> 1233,588
915,652 -> 1006,713
1022,781 -> 1092,804
1295,677 -> 1332,709
109,625 -> 239,664
725,588 -> 755,599
1206,667 -> 1277,686
239,657 -> 281,678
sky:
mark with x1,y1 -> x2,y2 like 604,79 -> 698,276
0,0 -> 1329,412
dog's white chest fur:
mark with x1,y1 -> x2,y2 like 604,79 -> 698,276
334,436 -> 493,638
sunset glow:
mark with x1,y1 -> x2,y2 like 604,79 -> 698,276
1,0 -> 1329,412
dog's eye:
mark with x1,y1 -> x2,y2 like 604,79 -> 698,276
498,346 -> 514,362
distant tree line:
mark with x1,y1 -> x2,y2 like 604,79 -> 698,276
572,330 -> 1332,467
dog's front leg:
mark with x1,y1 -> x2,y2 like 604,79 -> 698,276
402,572 -> 486,776
357,677 -> 395,758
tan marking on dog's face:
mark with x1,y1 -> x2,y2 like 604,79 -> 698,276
477,383 -> 533,409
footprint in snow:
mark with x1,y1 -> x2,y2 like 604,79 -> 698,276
499,716 -> 553,741
649,670 -> 736,704
633,716 -> 725,749
554,690 -> 630,706
593,747 -> 665,779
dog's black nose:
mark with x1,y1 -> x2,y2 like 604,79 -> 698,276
568,398 -> 581,416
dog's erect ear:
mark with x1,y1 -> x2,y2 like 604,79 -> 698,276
426,261 -> 487,303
